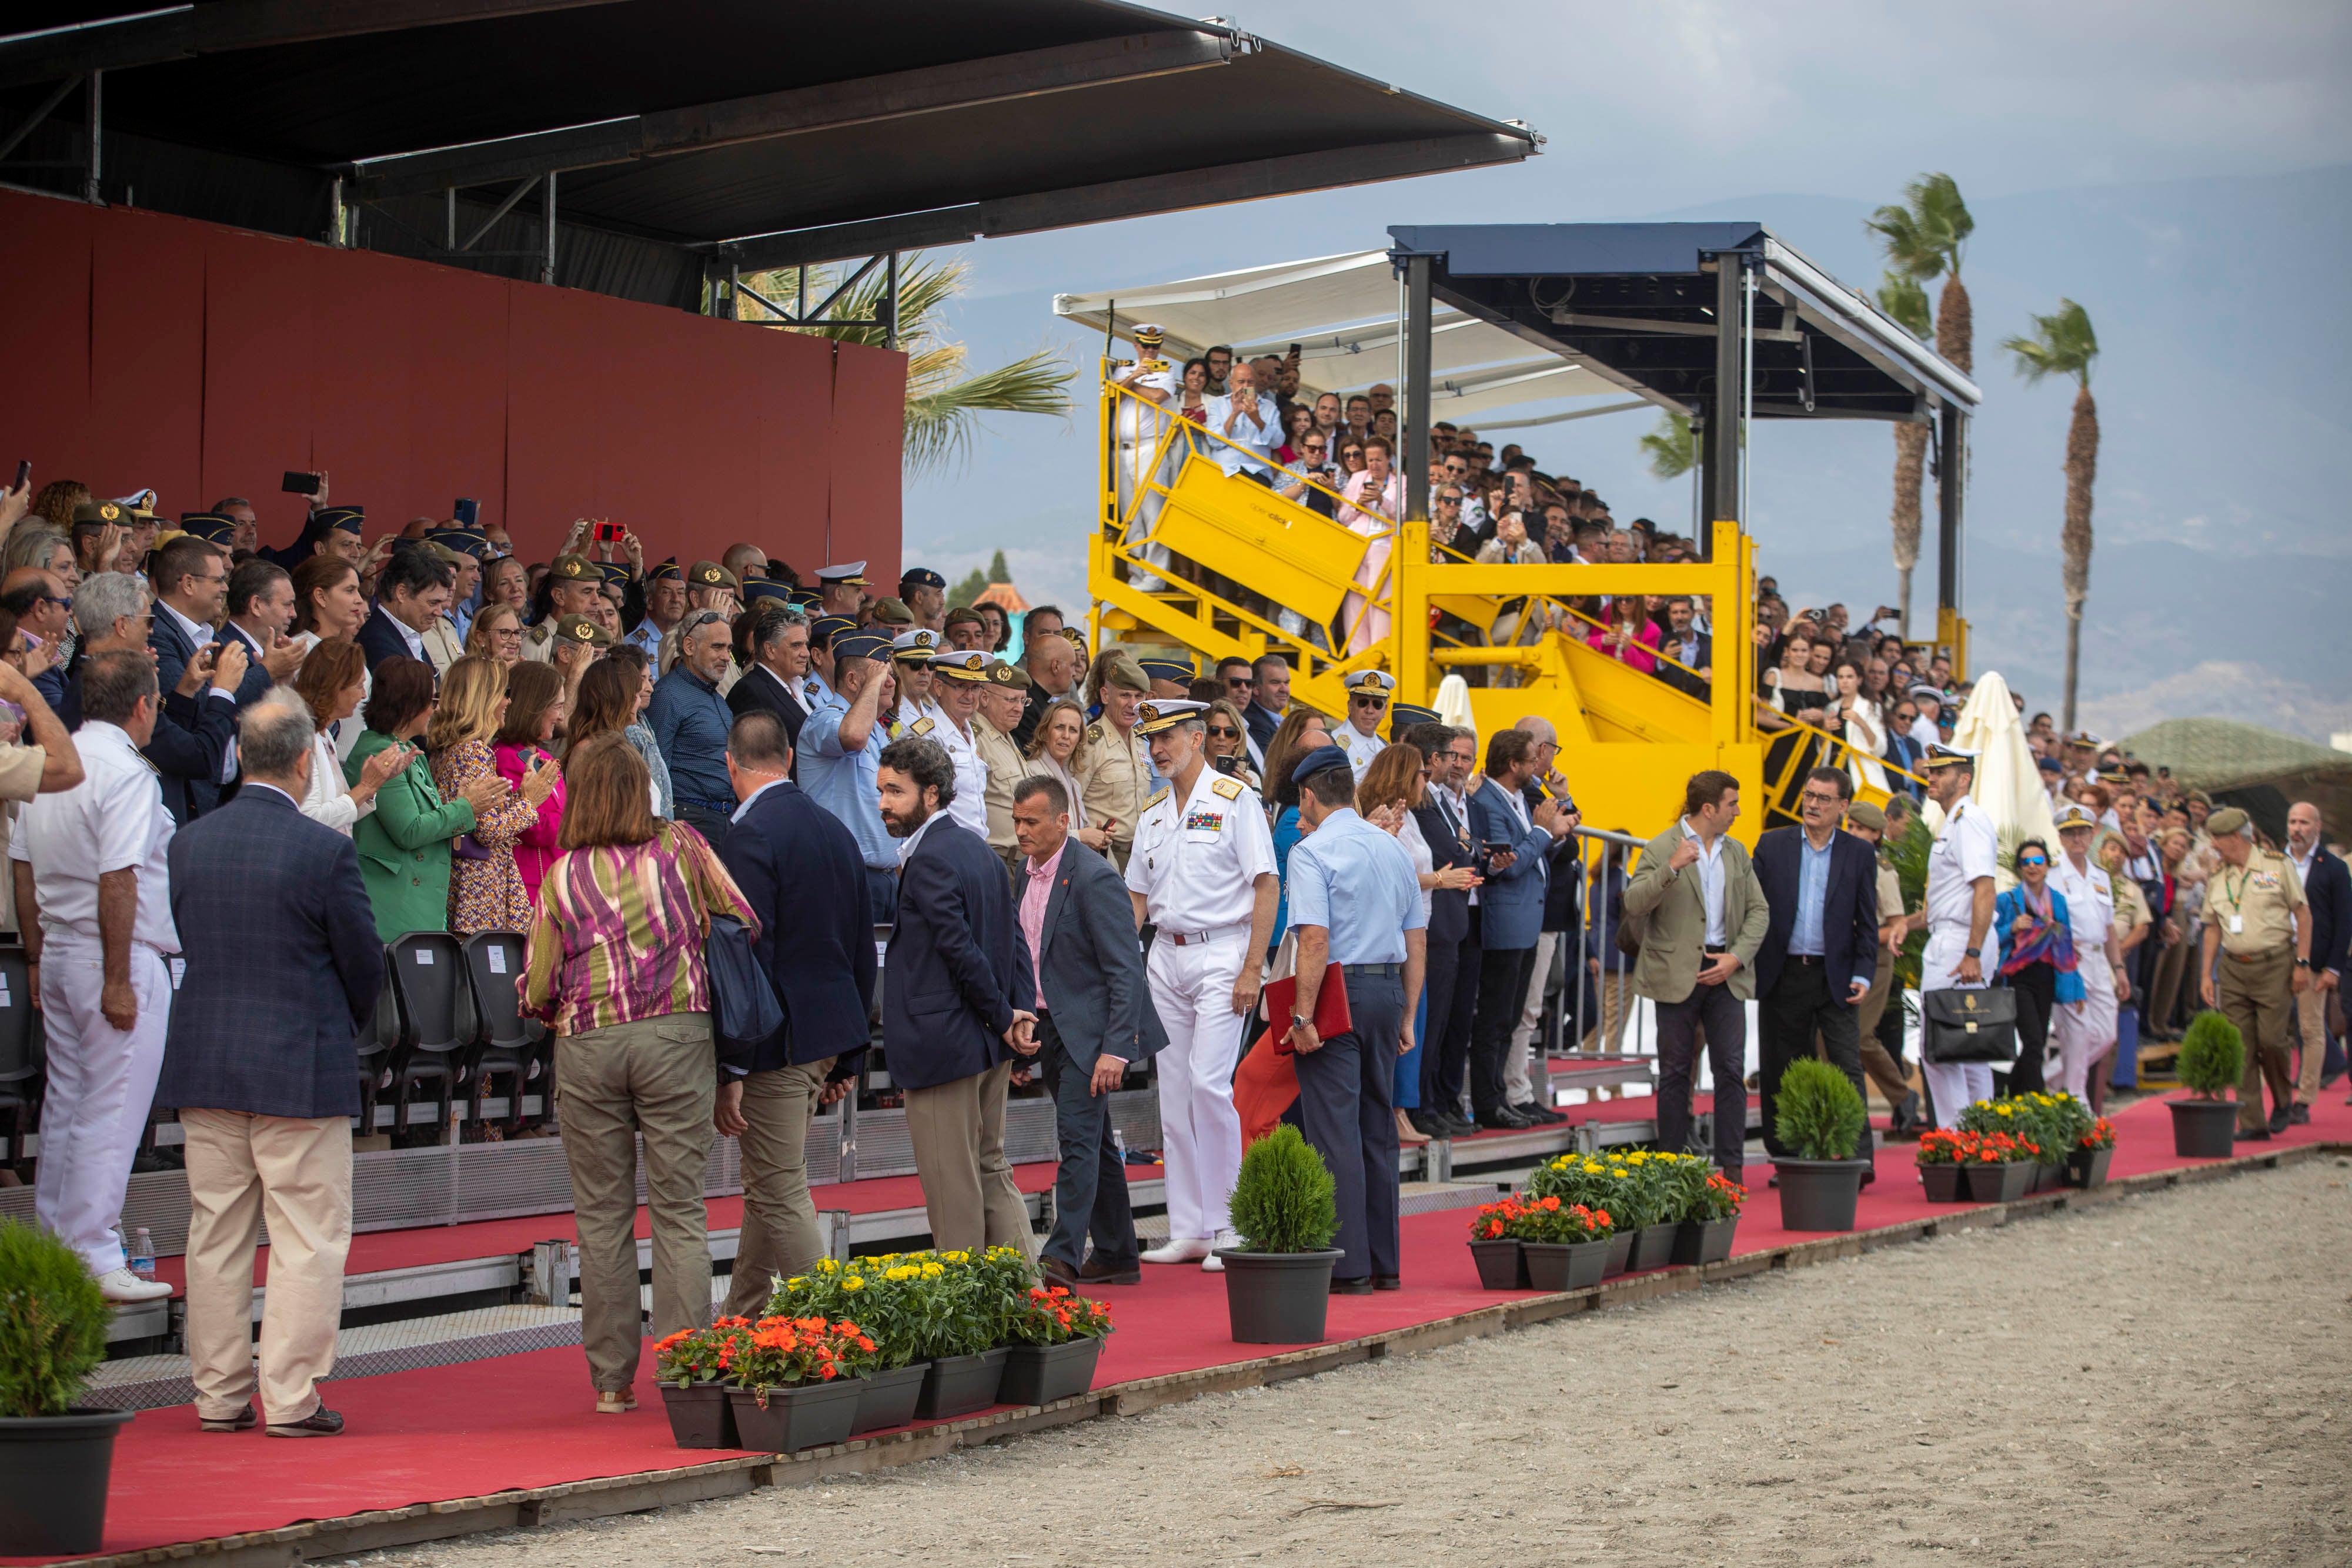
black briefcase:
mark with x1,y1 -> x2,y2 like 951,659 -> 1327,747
1920,987 -> 2018,1064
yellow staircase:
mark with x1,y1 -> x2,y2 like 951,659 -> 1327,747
1087,372 -> 1920,841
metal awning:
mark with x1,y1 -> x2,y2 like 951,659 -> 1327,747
1387,222 -> 1982,422
0,2 -> 1538,307
1054,248 -> 1626,421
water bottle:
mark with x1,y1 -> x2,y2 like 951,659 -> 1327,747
129,1227 -> 156,1281
1112,1127 -> 1128,1164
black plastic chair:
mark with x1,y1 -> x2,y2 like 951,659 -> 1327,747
385,931 -> 470,1139
0,945 -> 44,1165
460,931 -> 544,1134
352,946 -> 399,1136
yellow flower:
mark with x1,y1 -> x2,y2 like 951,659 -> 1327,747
841,1275 -> 864,1292
785,1276 -> 806,1289
1996,1105 -> 2013,1117
816,1257 -> 838,1272
1611,1169 -> 1629,1179
921,1263 -> 944,1278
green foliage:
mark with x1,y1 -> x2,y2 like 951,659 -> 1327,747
2178,1010 -> 2245,1099
2002,298 -> 2100,391
948,568 -> 989,607
766,1245 -> 1038,1365
1502,1196 -> 1613,1245
1877,272 -> 1933,340
0,1219 -> 109,1417
1866,172 -> 1974,283
985,550 -> 1011,584
1228,1126 -> 1338,1253
1639,413 -> 1695,480
1775,1058 -> 1869,1161
1883,814 -> 1932,993
1957,1091 -> 2082,1166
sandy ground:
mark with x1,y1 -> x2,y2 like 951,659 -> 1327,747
379,1158 -> 2351,1568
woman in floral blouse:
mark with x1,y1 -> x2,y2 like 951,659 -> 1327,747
429,656 -> 556,934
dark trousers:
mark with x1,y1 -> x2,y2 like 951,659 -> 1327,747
676,800 -> 732,849
864,867 -> 898,922
1294,971 -> 1404,1283
1037,1014 -> 1138,1273
1995,963 -> 2054,1097
1656,969 -> 1747,1173
1469,933 -> 1536,1118
1419,923 -> 1479,1116
1758,957 -> 1863,1159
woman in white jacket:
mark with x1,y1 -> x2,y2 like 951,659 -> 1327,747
289,637 -> 407,833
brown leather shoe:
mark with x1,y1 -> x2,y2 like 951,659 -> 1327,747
1078,1257 -> 1142,1286
1040,1255 -> 1084,1290
593,1390 -> 637,1415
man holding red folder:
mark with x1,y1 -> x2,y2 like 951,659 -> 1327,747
1282,749 -> 1426,1293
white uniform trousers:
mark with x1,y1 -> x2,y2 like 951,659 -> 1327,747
1919,927 -> 1993,1129
33,936 -> 171,1275
1505,931 -> 1559,1106
1117,437 -> 1175,592
1146,927 -> 1251,1241
2052,967 -> 2119,1101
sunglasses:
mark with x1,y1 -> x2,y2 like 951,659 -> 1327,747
2019,855 -> 2047,866
1351,696 -> 1387,710
1206,725 -> 1239,738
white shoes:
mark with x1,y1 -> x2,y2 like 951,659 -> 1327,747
1201,1228 -> 1241,1272
1141,1236 -> 1213,1265
96,1266 -> 172,1303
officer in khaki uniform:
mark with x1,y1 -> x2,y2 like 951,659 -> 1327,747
523,554 -> 607,661
973,659 -> 1031,877
1843,800 -> 1925,1132
2198,806 -> 2312,1138
1077,654 -> 1150,872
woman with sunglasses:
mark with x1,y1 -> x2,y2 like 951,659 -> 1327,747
1201,699 -> 1258,791
1992,837 -> 2074,1095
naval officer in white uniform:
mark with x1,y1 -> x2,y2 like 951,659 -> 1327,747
1919,743 -> 2000,1126
1112,325 -> 1181,593
1331,668 -> 1396,783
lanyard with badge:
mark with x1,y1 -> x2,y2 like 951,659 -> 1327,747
2221,864 -> 2250,935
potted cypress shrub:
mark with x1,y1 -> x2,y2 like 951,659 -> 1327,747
0,1221 -> 136,1554
1466,1199 -> 1531,1289
1215,1126 -> 1344,1343
2170,1011 -> 2244,1158
1913,1130 -> 1969,1202
1772,1059 -> 1870,1231
998,1285 -> 1114,1406
1507,1196 -> 1613,1290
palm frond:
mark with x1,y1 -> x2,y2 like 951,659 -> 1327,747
1908,172 -> 1974,275
1866,172 -> 1973,282
1638,412 -> 1695,480
903,349 -> 1074,476
1876,272 -> 1933,341
2001,298 -> 2099,389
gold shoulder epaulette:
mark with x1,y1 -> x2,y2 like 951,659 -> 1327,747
1210,774 -> 1245,800
1145,785 -> 1171,810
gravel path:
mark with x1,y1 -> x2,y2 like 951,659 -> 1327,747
386,1158 -> 2351,1568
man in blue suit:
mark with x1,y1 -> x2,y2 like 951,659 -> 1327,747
355,547 -> 455,677
145,535 -> 240,817
1009,774 -> 1164,1288
1465,728 -> 1577,1129
159,687 -> 383,1439
713,709 -> 876,1316
878,734 -> 1038,1255
1752,767 -> 1883,1167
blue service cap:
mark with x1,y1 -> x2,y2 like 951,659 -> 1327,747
178,511 -> 238,544
899,566 -> 946,591
810,614 -> 858,650
1289,745 -> 1351,787
313,506 -> 365,535
647,557 -> 683,583
427,528 -> 487,558
1388,703 -> 1441,731
833,630 -> 893,662
742,579 -> 796,607
1137,657 -> 1195,685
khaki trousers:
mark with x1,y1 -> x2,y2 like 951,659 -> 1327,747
903,1058 -> 1033,1257
2219,948 -> 2296,1131
2294,987 -> 2331,1105
720,1057 -> 833,1320
179,1108 -> 351,1426
1855,948 -> 1913,1108
555,1014 -> 716,1393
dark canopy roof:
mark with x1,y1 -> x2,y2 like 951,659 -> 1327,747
1387,222 -> 1979,423
1,2 -> 1536,306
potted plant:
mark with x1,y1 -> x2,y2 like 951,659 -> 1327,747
1671,1166 -> 1746,1264
653,1318 -> 750,1448
724,1315 -> 875,1453
1772,1058 -> 1870,1231
1508,1195 -> 1615,1290
998,1285 -> 1114,1406
1528,1154 -> 1636,1275
2170,1010 -> 2244,1158
1961,1129 -> 2040,1201
1622,1151 -> 1686,1271
1215,1125 -> 1344,1343
770,1252 -> 941,1433
1960,1095 -> 2067,1192
0,1221 -> 138,1554
1467,1198 -> 1532,1290
906,1249 -> 1017,1420
2067,1114 -> 2117,1189
1913,1129 -> 1970,1202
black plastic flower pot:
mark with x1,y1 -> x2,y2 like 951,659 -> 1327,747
1630,1222 -> 1681,1272
848,1362 -> 929,1436
1672,1216 -> 1739,1266
659,1381 -> 740,1449
1774,1158 -> 1864,1232
1215,1248 -> 1344,1343
728,1379 -> 862,1453
0,1407 -> 135,1555
1603,1231 -> 1633,1278
1468,1237 -> 1527,1290
1522,1238 -> 1610,1290
1917,1164 -> 1966,1203
2064,1146 -> 2114,1189
2170,1097 -> 2239,1159
998,1336 -> 1105,1407
1964,1159 -> 2033,1203
914,1347 -> 1009,1420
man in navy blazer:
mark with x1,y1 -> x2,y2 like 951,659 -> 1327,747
1008,774 -> 1165,1288
354,547 -> 455,677
159,689 -> 383,1439
1752,766 -> 1882,1165
1464,728 -> 1576,1129
878,734 -> 1038,1255
712,710 -> 876,1316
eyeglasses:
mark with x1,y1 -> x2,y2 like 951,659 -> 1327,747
1226,676 -> 1254,688
2018,855 -> 2048,866
1799,790 -> 1844,807
1206,725 -> 1238,738
1351,696 -> 1387,711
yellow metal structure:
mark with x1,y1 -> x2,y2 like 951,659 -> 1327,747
1088,370 -> 1930,844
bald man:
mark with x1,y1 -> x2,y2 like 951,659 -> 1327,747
1502,716 -> 1579,1122
2286,801 -> 2350,1122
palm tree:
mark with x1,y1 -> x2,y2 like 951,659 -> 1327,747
1639,412 -> 1695,479
736,254 -> 1073,477
1866,173 -> 1975,637
2002,300 -> 2101,729
1875,272 -> 1933,639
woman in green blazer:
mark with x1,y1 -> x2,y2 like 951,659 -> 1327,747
345,656 -> 509,940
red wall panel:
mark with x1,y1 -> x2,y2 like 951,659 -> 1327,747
0,186 -> 903,575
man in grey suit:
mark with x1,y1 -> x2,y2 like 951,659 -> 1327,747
1010,775 -> 1166,1288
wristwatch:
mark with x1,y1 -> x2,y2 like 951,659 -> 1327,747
2296,958 -> 2313,969
1290,1012 -> 1311,1032
1963,947 -> 1982,958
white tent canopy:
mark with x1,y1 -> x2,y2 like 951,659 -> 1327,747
1054,249 -> 1637,424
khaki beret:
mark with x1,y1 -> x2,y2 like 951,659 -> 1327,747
1100,654 -> 1148,693
1844,801 -> 1885,833
869,597 -> 915,627
2206,806 -> 2250,837
987,659 -> 1031,690
687,560 -> 737,591
549,553 -> 598,581
553,613 -> 611,648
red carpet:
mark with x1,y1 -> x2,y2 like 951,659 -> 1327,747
23,1090 -> 2338,1564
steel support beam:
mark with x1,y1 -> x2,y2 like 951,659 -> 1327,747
540,168 -> 556,285
353,31 -> 1237,202
81,69 -> 99,204
0,0 -> 632,89
0,75 -> 82,166
1399,251 -> 1433,525
1699,251 -> 1748,554
716,132 -> 1532,272
1936,399 -> 1965,614
457,173 -> 540,251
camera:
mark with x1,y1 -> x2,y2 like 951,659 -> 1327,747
1211,754 -> 1240,777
